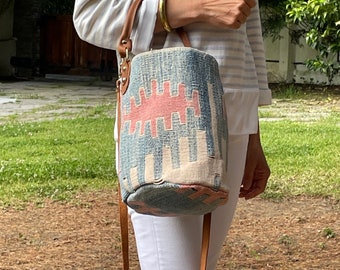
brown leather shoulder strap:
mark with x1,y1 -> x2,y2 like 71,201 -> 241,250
118,184 -> 129,270
117,3 -> 143,269
117,0 -> 144,58
176,27 -> 191,47
201,213 -> 212,270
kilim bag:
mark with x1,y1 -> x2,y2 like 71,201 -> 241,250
117,3 -> 229,218
116,0 -> 228,269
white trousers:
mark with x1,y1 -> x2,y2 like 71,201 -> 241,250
129,134 -> 249,270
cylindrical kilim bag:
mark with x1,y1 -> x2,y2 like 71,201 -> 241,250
116,0 -> 229,269
119,46 -> 229,215
117,11 -> 228,218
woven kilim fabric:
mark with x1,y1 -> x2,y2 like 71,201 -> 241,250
119,47 -> 229,216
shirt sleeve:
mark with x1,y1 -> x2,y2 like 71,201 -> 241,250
246,2 -> 272,106
73,0 -> 158,54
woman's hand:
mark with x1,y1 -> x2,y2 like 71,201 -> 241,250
163,0 -> 257,31
239,129 -> 270,200
198,0 -> 257,29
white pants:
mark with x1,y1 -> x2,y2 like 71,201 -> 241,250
129,134 -> 249,270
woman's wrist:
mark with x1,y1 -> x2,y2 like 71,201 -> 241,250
155,0 -> 200,32
159,0 -> 173,32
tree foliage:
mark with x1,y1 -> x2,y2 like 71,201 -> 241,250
259,0 -> 288,41
286,0 -> 340,84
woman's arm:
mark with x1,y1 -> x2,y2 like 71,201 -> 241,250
239,126 -> 270,200
74,0 -> 257,52
161,0 -> 256,31
73,0 -> 158,53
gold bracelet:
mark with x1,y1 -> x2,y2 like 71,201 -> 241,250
159,0 -> 173,32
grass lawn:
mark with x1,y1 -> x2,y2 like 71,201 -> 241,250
0,84 -> 339,206
0,117 -> 116,206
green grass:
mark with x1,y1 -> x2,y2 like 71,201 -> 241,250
0,116 -> 116,206
259,84 -> 340,200
260,114 -> 339,200
0,88 -> 339,205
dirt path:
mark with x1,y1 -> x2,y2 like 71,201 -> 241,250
0,191 -> 338,270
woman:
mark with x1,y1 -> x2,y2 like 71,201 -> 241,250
73,0 -> 271,269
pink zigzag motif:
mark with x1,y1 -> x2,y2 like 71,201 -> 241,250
123,80 -> 201,137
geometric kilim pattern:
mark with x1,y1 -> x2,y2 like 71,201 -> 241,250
123,80 -> 201,138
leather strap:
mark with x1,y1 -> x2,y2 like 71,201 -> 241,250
201,213 -> 212,270
116,0 -> 143,94
117,1 -> 212,269
117,70 -> 129,269
118,183 -> 129,270
175,27 -> 191,47
117,0 -> 143,58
